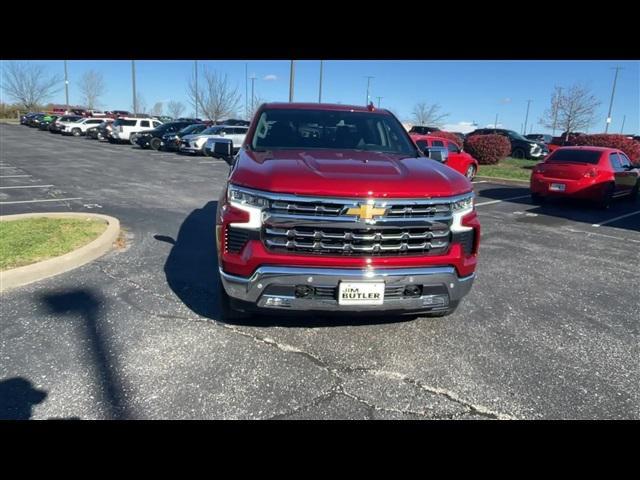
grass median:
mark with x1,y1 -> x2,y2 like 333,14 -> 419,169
0,217 -> 107,271
478,157 -> 540,182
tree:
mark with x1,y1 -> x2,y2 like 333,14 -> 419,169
247,94 -> 267,120
187,68 -> 241,122
167,100 -> 185,119
131,91 -> 147,115
152,102 -> 163,116
539,84 -> 601,139
1,61 -> 62,110
77,70 -> 106,110
411,102 -> 449,127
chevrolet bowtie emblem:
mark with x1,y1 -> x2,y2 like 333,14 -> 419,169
345,204 -> 387,220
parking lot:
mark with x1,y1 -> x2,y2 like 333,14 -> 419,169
1,123 -> 639,420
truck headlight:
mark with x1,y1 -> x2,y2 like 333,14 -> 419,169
450,193 -> 474,232
451,194 -> 474,213
226,185 -> 270,230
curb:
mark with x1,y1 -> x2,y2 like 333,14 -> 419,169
475,176 -> 530,187
0,212 -> 121,292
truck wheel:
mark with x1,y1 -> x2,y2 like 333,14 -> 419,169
465,165 -> 476,180
150,138 -> 161,150
512,148 -> 525,159
72,128 -> 81,137
425,301 -> 459,318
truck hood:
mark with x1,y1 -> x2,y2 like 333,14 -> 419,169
230,149 -> 472,198
182,133 -> 224,142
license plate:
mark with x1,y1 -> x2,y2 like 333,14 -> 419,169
338,282 -> 384,305
550,183 -> 565,192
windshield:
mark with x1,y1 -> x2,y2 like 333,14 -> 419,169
547,149 -> 602,164
251,109 -> 417,155
201,126 -> 223,135
507,130 -> 530,142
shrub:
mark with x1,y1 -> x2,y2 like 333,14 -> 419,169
463,134 -> 511,165
426,131 -> 463,147
571,134 -> 640,165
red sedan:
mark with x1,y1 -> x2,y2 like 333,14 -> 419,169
410,134 -> 479,179
530,147 -> 639,207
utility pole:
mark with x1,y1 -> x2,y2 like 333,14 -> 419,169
376,96 -> 383,108
620,115 -> 626,134
245,63 -> 248,120
194,60 -> 198,120
318,60 -> 323,103
552,87 -> 562,136
523,99 -> 532,135
250,74 -> 256,116
131,60 -> 137,116
64,60 -> 69,113
494,113 -> 499,129
365,76 -> 374,105
605,66 -> 622,133
289,60 -> 295,102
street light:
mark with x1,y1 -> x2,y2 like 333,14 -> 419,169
523,99 -> 532,134
605,66 -> 623,133
131,60 -> 137,116
250,74 -> 256,116
376,96 -> 383,108
63,60 -> 69,113
289,60 -> 295,102
365,76 -> 374,105
318,60 -> 323,103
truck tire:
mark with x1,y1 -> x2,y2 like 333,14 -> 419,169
512,148 -> 525,159
72,128 -> 81,137
218,282 -> 250,322
425,300 -> 459,318
150,138 -> 161,150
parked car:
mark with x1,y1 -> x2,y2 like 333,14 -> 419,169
409,125 -> 441,135
37,115 -> 60,130
134,121 -> 199,150
21,112 -> 40,125
152,116 -> 174,123
410,134 -> 479,179
179,125 -> 248,155
27,113 -> 48,127
49,115 -> 83,133
160,123 -> 209,151
212,102 -> 479,319
467,128 -> 546,159
86,119 -> 115,140
60,117 -> 108,136
530,147 -> 639,208
108,117 -> 163,143
526,134 -> 552,144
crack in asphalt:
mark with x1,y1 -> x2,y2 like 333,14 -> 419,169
94,258 -> 514,420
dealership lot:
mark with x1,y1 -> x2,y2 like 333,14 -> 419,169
1,123 -> 638,420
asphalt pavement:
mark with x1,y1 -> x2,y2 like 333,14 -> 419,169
1,124 -> 638,420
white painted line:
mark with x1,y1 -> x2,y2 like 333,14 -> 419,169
592,210 -> 640,227
0,185 -> 53,189
472,180 -> 488,184
475,195 -> 531,207
0,197 -> 81,205
0,175 -> 31,178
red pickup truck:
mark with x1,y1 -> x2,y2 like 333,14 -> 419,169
214,103 -> 480,319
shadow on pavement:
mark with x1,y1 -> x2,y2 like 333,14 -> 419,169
0,377 -> 47,420
477,186 -> 640,233
40,290 -> 132,420
160,201 -> 419,328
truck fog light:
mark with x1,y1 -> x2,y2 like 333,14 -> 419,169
422,295 -> 449,307
403,285 -> 422,297
294,285 -> 313,298
264,296 -> 292,307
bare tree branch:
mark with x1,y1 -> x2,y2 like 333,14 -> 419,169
167,100 -> 185,119
248,94 -> 267,120
77,70 -> 106,110
152,102 -> 163,116
1,61 -> 62,110
539,84 -> 601,138
411,102 -> 449,127
187,68 -> 241,122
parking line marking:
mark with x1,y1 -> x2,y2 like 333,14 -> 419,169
592,210 -> 640,227
0,185 -> 53,189
0,197 -> 82,205
0,175 -> 32,178
472,180 -> 488,184
475,195 -> 530,207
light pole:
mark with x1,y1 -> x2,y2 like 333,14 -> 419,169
365,76 -> 374,105
194,60 -> 198,120
289,60 -> 295,102
245,63 -> 248,120
64,60 -> 69,112
318,60 -> 323,103
250,74 -> 256,117
605,66 -> 622,133
131,60 -> 137,116
494,113 -> 499,129
552,87 -> 562,136
620,115 -> 626,134
523,99 -> 532,135
376,96 -> 383,108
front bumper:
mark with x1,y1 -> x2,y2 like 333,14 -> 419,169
219,265 -> 475,313
179,143 -> 203,153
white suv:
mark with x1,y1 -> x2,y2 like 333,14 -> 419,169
109,117 -> 163,143
61,117 -> 109,136
179,125 -> 248,155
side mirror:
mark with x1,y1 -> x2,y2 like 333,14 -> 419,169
424,146 -> 449,163
206,138 -> 234,165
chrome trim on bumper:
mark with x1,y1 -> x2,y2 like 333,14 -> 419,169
219,266 -> 475,312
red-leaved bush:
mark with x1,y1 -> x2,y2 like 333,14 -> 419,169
426,131 -> 463,147
570,134 -> 640,165
463,134 -> 511,165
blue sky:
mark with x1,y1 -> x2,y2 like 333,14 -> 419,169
8,60 -> 639,134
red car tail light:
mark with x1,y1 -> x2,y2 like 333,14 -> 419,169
583,168 -> 598,178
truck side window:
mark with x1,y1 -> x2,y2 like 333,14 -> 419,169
447,142 -> 460,153
609,153 -> 622,170
618,153 -> 631,168
431,140 -> 445,147
141,121 -> 150,128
